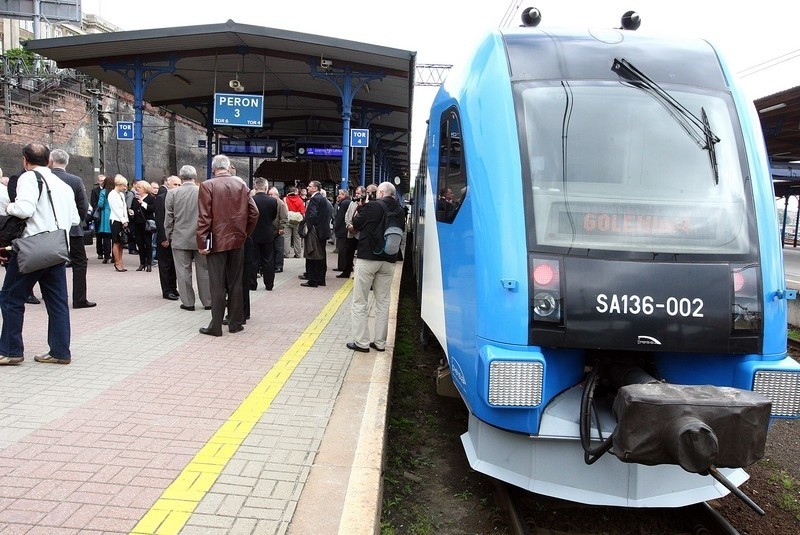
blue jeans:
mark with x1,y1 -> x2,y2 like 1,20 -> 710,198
0,255 -> 71,359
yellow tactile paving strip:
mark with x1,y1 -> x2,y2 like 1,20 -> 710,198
130,279 -> 354,535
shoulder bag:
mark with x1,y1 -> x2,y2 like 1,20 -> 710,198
12,172 -> 70,274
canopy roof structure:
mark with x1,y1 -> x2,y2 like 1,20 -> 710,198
755,86 -> 800,197
24,20 -> 416,188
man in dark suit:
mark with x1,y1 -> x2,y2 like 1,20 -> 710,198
155,175 -> 181,300
251,178 -> 278,291
300,181 -> 333,288
333,188 -> 351,275
49,149 -> 96,309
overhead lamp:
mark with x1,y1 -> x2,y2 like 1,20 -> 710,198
229,74 -> 244,93
759,103 -> 786,114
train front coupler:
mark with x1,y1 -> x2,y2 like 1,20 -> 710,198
610,382 -> 771,515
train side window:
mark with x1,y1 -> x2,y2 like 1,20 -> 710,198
436,108 -> 467,223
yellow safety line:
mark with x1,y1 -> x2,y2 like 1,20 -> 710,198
131,279 -> 353,535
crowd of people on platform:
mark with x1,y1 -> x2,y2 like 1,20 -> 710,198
0,144 -> 406,366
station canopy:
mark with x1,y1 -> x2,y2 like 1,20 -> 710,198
755,86 -> 800,197
24,20 -> 415,186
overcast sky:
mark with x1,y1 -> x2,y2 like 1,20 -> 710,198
80,1 -> 800,171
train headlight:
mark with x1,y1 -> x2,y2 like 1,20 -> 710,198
533,292 -> 558,317
753,371 -> 800,417
530,257 -> 562,324
488,360 -> 543,407
731,264 -> 761,332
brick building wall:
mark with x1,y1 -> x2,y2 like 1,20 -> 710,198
0,84 -> 254,192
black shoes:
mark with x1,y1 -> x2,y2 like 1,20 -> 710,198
136,265 -> 145,271
346,342 -> 369,353
298,274 -> 308,280
199,327 -> 222,337
274,268 -> 283,273
336,273 -> 350,278
229,325 -> 244,334
333,269 -> 342,272
204,306 -> 212,310
26,295 -> 41,305
74,301 -> 97,309
146,266 -> 152,272
180,304 -> 195,311
369,342 -> 385,352
300,282 -> 318,287
163,292 -> 179,301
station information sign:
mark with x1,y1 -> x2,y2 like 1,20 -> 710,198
116,121 -> 134,140
350,128 -> 369,147
296,144 -> 343,159
213,93 -> 264,128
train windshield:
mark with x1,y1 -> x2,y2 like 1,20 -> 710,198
519,81 -> 753,256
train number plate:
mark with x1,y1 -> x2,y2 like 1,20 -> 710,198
595,294 -> 704,317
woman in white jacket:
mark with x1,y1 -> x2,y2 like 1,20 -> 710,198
108,175 -> 130,272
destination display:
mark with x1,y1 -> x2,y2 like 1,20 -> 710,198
218,139 -> 278,157
296,143 -> 343,159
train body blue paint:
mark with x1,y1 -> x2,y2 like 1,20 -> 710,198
412,16 -> 800,508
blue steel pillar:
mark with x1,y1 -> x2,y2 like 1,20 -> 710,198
310,63 -> 384,191
104,57 -> 176,180
355,107 -> 390,187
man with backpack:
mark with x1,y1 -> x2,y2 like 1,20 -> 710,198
347,181 -> 405,353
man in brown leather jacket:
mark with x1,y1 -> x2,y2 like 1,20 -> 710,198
196,154 -> 259,337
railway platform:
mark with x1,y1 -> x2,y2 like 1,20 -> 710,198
0,244 -> 398,534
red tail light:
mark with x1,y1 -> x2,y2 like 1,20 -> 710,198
533,262 -> 558,287
732,271 -> 746,293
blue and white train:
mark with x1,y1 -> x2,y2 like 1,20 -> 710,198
411,9 -> 800,511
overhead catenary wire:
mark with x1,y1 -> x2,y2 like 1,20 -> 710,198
498,0 -> 522,28
737,47 -> 800,78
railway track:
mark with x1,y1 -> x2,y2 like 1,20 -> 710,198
788,337 -> 800,353
492,478 -> 744,534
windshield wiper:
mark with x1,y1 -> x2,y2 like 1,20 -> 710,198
701,107 -> 719,184
612,58 -> 720,185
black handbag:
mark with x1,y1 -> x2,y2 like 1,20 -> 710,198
118,226 -> 130,245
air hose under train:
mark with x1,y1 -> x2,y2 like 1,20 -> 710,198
579,361 -> 658,464
579,362 -> 614,465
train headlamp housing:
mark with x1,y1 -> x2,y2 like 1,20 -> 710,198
530,257 -> 562,324
731,264 -> 761,333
